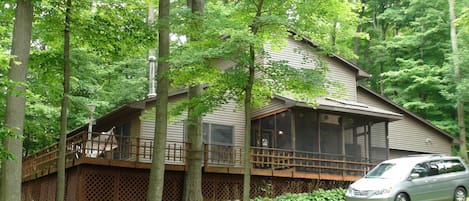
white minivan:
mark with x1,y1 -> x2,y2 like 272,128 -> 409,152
345,155 -> 469,201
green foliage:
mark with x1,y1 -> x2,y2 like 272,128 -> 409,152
0,126 -> 14,160
13,0 -> 152,155
355,0 -> 469,139
168,0 -> 355,119
251,188 -> 346,201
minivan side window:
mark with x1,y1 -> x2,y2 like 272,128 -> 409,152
440,159 -> 466,174
411,163 -> 430,178
427,160 -> 440,176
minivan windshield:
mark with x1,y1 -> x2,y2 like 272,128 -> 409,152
365,163 -> 400,178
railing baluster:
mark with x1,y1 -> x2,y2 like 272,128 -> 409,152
136,137 -> 140,162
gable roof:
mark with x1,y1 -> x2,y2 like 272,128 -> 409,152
357,83 -> 457,143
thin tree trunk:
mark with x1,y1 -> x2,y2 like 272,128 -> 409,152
353,0 -> 365,64
56,0 -> 72,200
0,1 -> 33,201
243,1 -> 264,200
379,23 -> 387,95
448,0 -> 467,161
183,86 -> 203,201
147,0 -> 170,200
243,46 -> 255,201
331,21 -> 338,47
183,0 -> 204,200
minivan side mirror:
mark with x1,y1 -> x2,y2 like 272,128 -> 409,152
408,173 -> 420,180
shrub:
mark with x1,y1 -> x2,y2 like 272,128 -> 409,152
251,188 -> 346,201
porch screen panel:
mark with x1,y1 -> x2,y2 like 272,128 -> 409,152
344,117 -> 367,162
114,122 -> 131,160
370,122 -> 387,162
276,111 -> 291,149
356,126 -> 367,160
251,119 -> 260,147
319,113 -> 341,155
294,110 -> 318,153
260,115 -> 275,148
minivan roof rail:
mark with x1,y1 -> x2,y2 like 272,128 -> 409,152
407,154 -> 448,158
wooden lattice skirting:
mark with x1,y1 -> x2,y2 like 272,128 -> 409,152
22,164 -> 351,201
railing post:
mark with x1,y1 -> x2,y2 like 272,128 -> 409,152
81,132 -> 86,158
250,147 -> 254,170
184,143 -> 190,171
136,137 -> 140,162
203,144 -> 208,170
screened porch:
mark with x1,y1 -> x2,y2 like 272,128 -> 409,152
251,107 -> 390,172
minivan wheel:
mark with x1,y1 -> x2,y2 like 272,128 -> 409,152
395,193 -> 409,201
454,187 -> 466,201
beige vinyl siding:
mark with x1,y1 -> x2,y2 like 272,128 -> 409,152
139,95 -> 186,164
357,89 -> 451,154
264,38 -> 357,101
139,97 -> 245,163
252,99 -> 287,118
326,58 -> 357,101
389,149 -> 422,159
202,101 -> 245,148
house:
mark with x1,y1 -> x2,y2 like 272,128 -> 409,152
21,36 -> 456,201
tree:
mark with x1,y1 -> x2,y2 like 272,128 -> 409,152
182,0 -> 204,200
22,0 -> 153,156
356,0 -> 462,137
168,1 -> 356,199
147,0 -> 170,200
0,0 -> 33,201
448,0 -> 467,160
56,0 -> 72,200
242,1 -> 264,198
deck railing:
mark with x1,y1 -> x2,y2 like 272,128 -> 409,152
22,132 -> 377,181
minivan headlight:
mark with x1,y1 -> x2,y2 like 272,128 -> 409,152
346,186 -> 353,196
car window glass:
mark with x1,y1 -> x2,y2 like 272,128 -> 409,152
425,160 -> 441,176
365,163 -> 396,178
411,163 -> 429,178
440,159 -> 466,174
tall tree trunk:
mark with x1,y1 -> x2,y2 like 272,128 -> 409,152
0,1 -> 33,201
331,20 -> 338,47
147,0 -> 170,200
379,23 -> 387,95
243,1 -> 263,200
183,0 -> 204,201
56,0 -> 72,200
243,45 -> 255,201
448,0 -> 467,161
353,0 -> 365,64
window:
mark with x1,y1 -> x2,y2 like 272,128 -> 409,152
203,123 -> 233,145
440,159 -> 466,174
411,163 -> 430,178
203,123 -> 234,165
114,122 -> 131,160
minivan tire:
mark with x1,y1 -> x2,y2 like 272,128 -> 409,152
454,187 -> 466,201
395,193 -> 409,201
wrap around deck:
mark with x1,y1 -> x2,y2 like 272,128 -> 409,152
22,132 -> 377,182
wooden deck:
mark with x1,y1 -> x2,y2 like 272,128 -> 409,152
22,132 -> 377,182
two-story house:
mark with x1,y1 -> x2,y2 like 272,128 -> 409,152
21,35 -> 455,201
